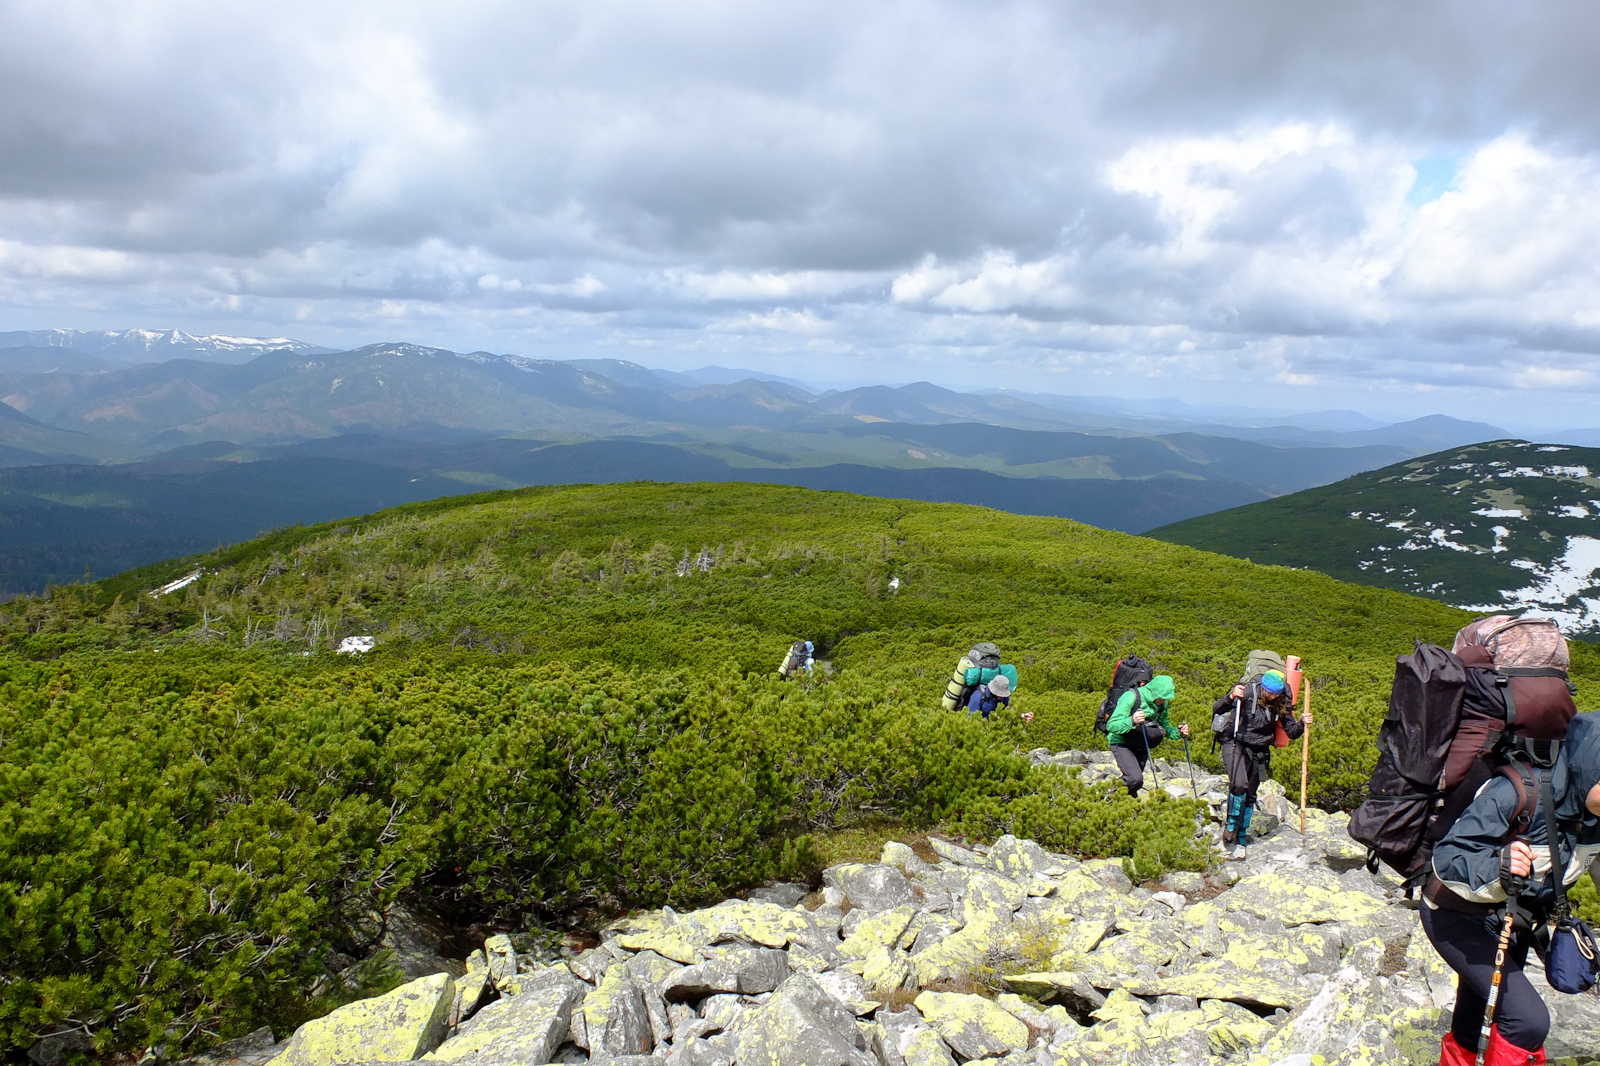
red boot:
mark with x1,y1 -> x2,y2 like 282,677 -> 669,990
1439,1033 -> 1475,1066
1482,1025 -> 1545,1066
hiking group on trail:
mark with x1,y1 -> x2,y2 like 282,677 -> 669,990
901,615 -> 1600,1063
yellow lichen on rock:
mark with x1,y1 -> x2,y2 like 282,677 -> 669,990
1202,998 -> 1274,1054
1225,869 -> 1385,925
839,905 -> 916,958
268,973 -> 456,1066
914,991 -> 1031,1059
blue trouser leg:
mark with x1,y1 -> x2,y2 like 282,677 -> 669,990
1238,799 -> 1256,844
1224,793 -> 1245,840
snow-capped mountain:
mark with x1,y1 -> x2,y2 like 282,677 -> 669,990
0,329 -> 330,363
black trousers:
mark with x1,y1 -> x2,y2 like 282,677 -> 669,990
1111,723 -> 1167,794
1420,902 -> 1549,1051
1220,740 -> 1267,800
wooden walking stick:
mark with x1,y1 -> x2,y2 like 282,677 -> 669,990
1300,678 -> 1311,834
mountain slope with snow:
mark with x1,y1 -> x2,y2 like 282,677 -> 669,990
1150,440 -> 1600,632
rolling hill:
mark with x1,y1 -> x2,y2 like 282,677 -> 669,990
1149,439 -> 1600,632
7,479 -> 1599,1058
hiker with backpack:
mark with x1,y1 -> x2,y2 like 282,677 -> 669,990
941,642 -> 1019,712
1105,674 -> 1188,797
1212,667 -> 1312,855
965,673 -> 1011,720
1347,616 -> 1599,1066
1423,712 -> 1600,1066
777,640 -> 814,680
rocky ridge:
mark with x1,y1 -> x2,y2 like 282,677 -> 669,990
193,750 -> 1600,1066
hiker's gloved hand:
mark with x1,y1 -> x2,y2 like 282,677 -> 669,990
1132,710 -> 1146,725
1499,840 -> 1534,895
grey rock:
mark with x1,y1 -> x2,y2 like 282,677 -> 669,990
28,1032 -> 95,1066
748,882 -> 810,908
569,947 -> 614,984
484,934 -> 519,992
429,968 -> 585,1065
880,842 -> 932,877
1081,860 -> 1133,893
662,947 -> 789,1001
989,835 -> 1056,882
927,838 -> 990,869
699,993 -> 745,1029
585,971 -> 652,1059
381,904 -> 467,980
822,863 -> 916,912
840,908 -> 866,939
174,1027 -> 277,1066
1051,750 -> 1087,765
1162,871 -> 1206,895
822,887 -> 846,908
1149,891 -> 1186,913
643,985 -> 672,1049
910,917 -> 957,955
665,1037 -> 734,1066
551,1044 -> 587,1064
1149,994 -> 1199,1014
726,974 -> 876,1066
273,973 -> 456,1066
621,949 -> 684,990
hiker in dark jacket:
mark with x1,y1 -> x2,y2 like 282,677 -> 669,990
1212,669 -> 1311,855
1423,713 -> 1600,1066
1105,675 -> 1188,797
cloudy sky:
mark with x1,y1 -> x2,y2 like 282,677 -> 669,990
4,0 -> 1600,422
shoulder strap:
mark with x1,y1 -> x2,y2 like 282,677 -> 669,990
1498,761 -> 1535,833
1537,765 -> 1572,920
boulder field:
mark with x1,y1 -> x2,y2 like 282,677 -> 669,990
191,750 -> 1600,1066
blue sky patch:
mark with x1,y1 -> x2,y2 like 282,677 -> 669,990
1406,153 -> 1459,207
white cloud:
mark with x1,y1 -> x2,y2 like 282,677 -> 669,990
3,1 -> 1600,418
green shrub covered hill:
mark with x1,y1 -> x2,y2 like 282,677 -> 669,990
4,481 -> 1596,1058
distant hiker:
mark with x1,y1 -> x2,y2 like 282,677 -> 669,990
1423,713 -> 1600,1066
941,642 -> 1019,711
965,673 -> 1011,720
777,640 -> 814,680
1212,668 -> 1311,856
1105,675 -> 1188,797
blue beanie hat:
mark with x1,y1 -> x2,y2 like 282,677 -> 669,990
1260,670 -> 1287,694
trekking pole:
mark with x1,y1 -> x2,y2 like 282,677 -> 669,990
1141,719 -> 1160,789
1300,679 -> 1311,834
1477,907 -> 1518,1066
1181,732 -> 1199,801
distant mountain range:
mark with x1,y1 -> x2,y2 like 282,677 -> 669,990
0,328 -> 329,363
0,328 -> 1523,596
1150,440 -> 1600,632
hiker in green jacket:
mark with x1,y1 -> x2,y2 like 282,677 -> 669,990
1106,675 -> 1188,798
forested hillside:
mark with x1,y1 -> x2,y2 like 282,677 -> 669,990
3,482 -> 1591,1058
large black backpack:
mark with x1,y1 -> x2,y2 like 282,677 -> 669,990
1095,655 -> 1154,735
1347,641 -> 1570,890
